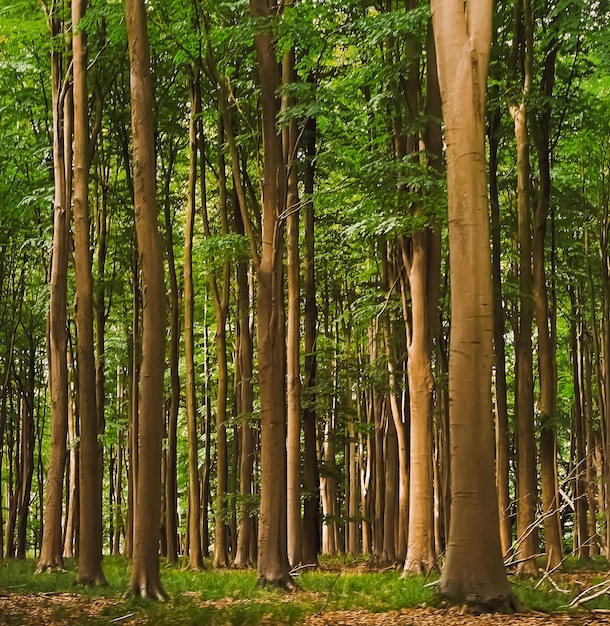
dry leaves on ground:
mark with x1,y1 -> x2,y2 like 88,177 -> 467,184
2,594 -> 610,625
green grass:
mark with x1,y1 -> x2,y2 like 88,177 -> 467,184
0,555 -> 609,624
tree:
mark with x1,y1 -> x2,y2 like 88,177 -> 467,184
184,70 -> 204,572
125,0 -> 167,599
72,0 -> 106,586
37,0 -> 71,573
509,0 -> 538,575
250,0 -> 291,587
430,0 -> 514,607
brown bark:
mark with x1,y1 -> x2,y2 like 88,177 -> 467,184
431,0 -> 513,605
207,112 -> 231,569
569,284 -> 589,559
301,110 -> 320,566
72,0 -> 105,585
234,192 -> 256,568
37,10 -> 70,573
489,95 -> 512,558
283,33 -> 302,568
125,0 -> 167,599
509,0 -> 538,575
184,75 -> 204,571
251,0 -> 291,587
160,143 -> 180,566
531,38 -> 563,569
401,233 -> 436,574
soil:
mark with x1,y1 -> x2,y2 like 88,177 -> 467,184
1,593 -> 610,625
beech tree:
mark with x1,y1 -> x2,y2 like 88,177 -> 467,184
430,0 -> 514,606
125,0 -> 167,599
37,0 -> 71,573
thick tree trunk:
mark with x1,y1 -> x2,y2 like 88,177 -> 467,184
125,0 -> 167,598
431,0 -> 513,606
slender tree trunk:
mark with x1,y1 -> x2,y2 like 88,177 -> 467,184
73,0 -> 105,584
301,110 -> 320,566
162,150 -> 180,566
431,0 -> 514,605
489,99 -> 512,558
37,10 -> 70,573
16,350 -> 35,559
509,0 -> 538,573
251,0 -> 291,587
402,232 -> 436,574
283,32 -> 302,568
184,74 -> 204,571
569,283 -> 589,559
531,38 -> 563,569
234,200 -> 256,568
125,0 -> 167,598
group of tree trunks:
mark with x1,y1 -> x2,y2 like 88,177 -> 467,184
1,0 -> 609,612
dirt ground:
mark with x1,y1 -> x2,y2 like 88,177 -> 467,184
1,593 -> 610,626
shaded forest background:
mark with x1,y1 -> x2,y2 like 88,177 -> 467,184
1,0 -> 610,596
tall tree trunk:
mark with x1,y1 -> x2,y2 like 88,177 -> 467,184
301,110 -> 320,566
488,93 -> 512,559
251,0 -> 291,587
234,195 -> 256,568
37,9 -> 70,573
569,283 -> 589,559
283,32 -> 302,568
184,74 -> 204,571
510,0 -> 538,576
16,349 -> 35,559
431,0 -> 514,605
402,232 -> 436,574
73,0 -> 106,585
162,146 -> 180,566
125,0 -> 167,598
531,37 -> 563,569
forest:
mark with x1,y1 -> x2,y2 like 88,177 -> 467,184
1,0 -> 610,620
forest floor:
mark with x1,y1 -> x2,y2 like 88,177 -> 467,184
1,592 -> 610,626
1,558 -> 610,625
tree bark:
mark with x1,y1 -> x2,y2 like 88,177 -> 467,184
431,0 -> 514,606
283,33 -> 303,568
251,0 -> 291,587
37,9 -> 70,573
125,0 -> 167,599
72,0 -> 106,585
531,37 -> 563,569
301,110 -> 320,566
184,74 -> 204,571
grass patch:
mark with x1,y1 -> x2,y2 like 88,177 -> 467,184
1,555 -> 609,624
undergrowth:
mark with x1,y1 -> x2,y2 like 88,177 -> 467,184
0,555 -> 608,624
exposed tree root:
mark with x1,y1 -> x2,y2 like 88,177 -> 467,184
256,573 -> 298,592
437,592 -> 521,614
35,562 -> 65,575
76,572 -> 108,587
126,577 -> 168,601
